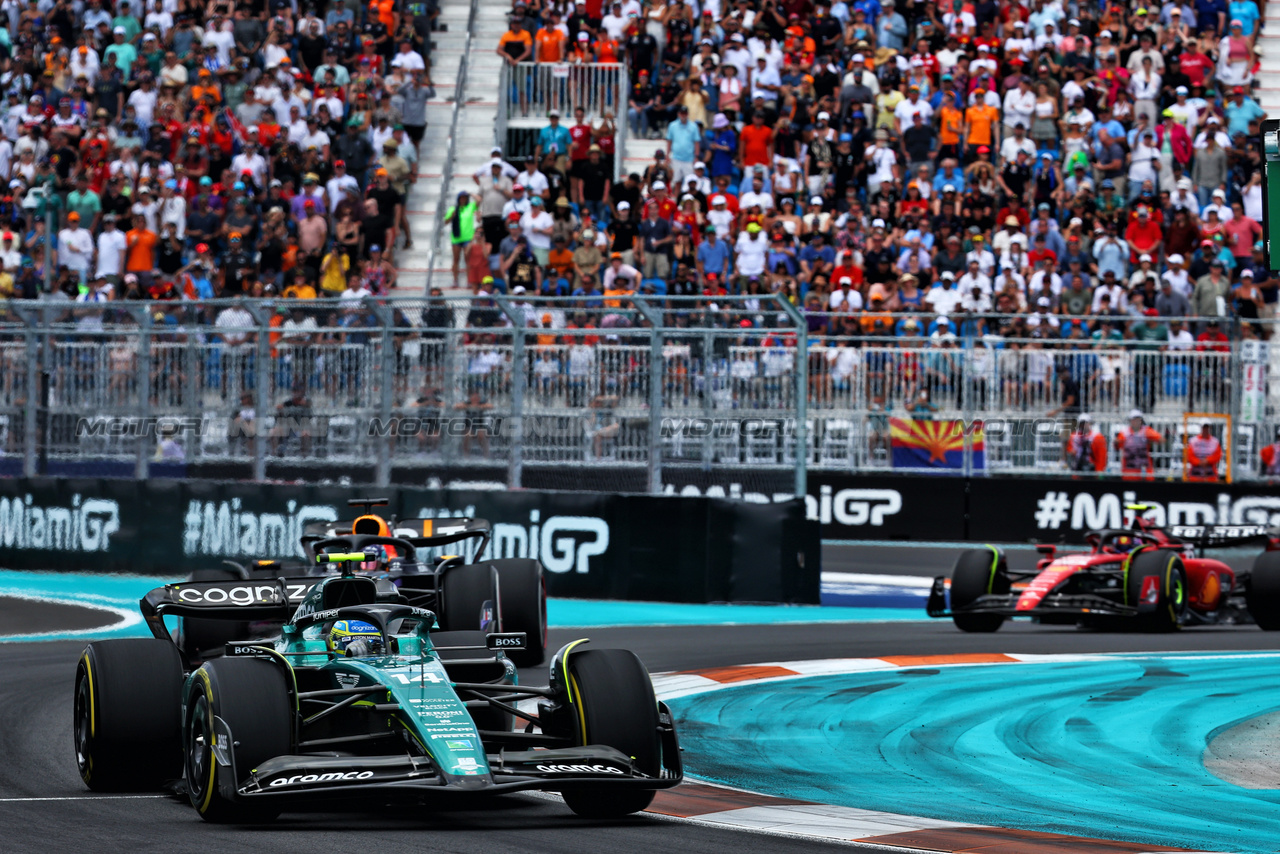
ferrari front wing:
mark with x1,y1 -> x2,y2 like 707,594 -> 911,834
926,577 -> 1139,619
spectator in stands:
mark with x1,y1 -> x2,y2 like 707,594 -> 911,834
1186,421 -> 1223,481
1065,414 -> 1108,473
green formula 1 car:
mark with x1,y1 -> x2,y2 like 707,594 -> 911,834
73,550 -> 681,823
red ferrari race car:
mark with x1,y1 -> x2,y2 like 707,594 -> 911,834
927,505 -> 1280,632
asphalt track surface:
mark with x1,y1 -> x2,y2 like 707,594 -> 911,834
3,545 -> 1278,853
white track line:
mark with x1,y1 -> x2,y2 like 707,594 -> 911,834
0,795 -> 167,802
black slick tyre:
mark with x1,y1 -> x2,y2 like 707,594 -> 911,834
185,657 -> 291,823
180,568 -> 250,658
1126,549 -> 1187,632
489,559 -> 547,666
1246,551 -> 1280,630
439,564 -> 498,633
74,639 -> 184,791
949,548 -> 1009,633
561,648 -> 660,818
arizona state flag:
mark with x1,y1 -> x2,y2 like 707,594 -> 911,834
890,418 -> 984,470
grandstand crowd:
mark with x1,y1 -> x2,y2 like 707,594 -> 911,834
476,0 -> 1275,348
0,0 -> 436,305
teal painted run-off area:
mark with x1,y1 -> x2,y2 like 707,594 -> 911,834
669,654 -> 1280,853
0,571 -> 925,643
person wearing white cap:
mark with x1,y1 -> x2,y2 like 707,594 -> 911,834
706,194 -> 734,234
1200,185 -> 1233,222
686,161 -> 711,195
1187,421 -> 1223,482
104,25 -> 139,77
1159,254 -> 1192,301
473,147 -> 519,181
1169,177 -> 1200,215
1066,414 -> 1107,473
1192,117 -> 1231,155
843,53 -> 879,99
1115,410 -> 1162,480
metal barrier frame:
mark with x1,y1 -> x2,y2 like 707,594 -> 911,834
0,298 -> 1271,490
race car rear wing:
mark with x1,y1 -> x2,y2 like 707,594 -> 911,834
301,518 -> 491,555
1167,525 -> 1276,547
139,576 -> 322,640
392,518 -> 491,554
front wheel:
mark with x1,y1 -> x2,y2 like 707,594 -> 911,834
1246,551 -> 1280,630
185,657 -> 291,823
1126,549 -> 1186,632
560,648 -> 660,818
949,548 -> 1009,633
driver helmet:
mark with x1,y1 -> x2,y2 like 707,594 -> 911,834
1112,534 -> 1137,551
328,619 -> 385,657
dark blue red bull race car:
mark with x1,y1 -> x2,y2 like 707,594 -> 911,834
927,505 -> 1280,632
178,499 -> 547,668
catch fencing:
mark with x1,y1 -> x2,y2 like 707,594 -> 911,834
0,297 -> 1275,489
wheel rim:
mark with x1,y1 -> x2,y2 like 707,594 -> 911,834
1169,570 -> 1186,618
73,669 -> 91,777
187,694 -> 212,804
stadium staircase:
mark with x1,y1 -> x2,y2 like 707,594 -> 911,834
398,0 -> 507,295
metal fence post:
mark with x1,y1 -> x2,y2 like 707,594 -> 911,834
701,328 -> 713,472
495,296 -> 525,489
373,299 -> 395,488
775,295 -> 807,499
20,307 -> 38,477
633,298 -> 663,493
38,304 -> 52,475
133,305 -> 152,480
246,302 -> 270,482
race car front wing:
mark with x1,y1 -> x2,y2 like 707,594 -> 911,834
229,711 -> 683,802
236,747 -> 681,800
926,577 -> 1140,619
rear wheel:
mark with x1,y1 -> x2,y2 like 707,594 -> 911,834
1126,549 -> 1187,632
950,548 -> 1009,633
180,568 -> 250,658
561,648 -> 660,818
438,564 -> 498,633
185,657 -> 291,823
74,639 -> 184,791
1246,552 -> 1280,630
490,559 -> 547,667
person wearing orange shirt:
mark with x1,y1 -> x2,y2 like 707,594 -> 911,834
1066,414 -> 1108,473
937,97 -> 965,162
1115,409 -> 1163,481
1186,422 -> 1223,482
256,108 -> 283,147
738,110 -> 774,168
596,34 -> 620,64
370,0 -> 396,31
535,16 -> 568,63
191,68 -> 222,104
125,219 -> 158,291
962,87 -> 999,160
